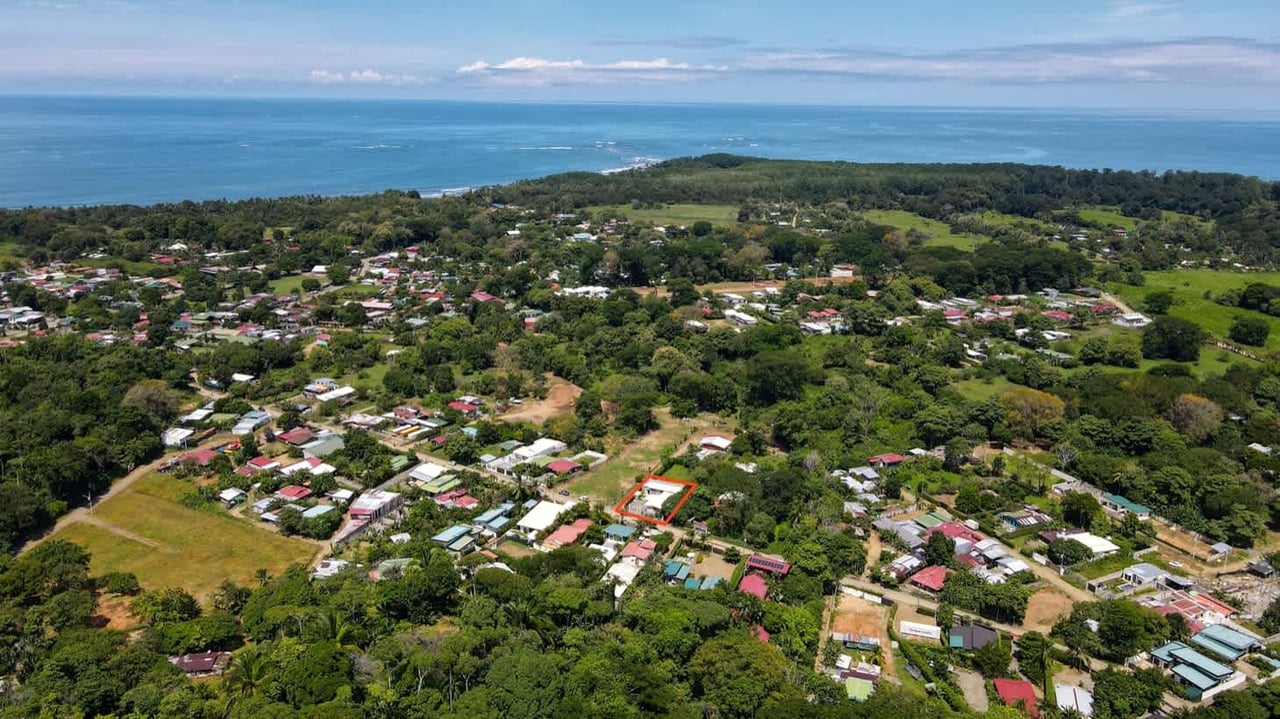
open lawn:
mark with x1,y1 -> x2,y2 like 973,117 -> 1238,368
495,540 -> 537,559
338,362 -> 390,390
863,210 -> 987,251
1112,269 -> 1280,350
331,283 -> 383,299
560,410 -> 710,504
1077,206 -> 1139,231
47,473 -> 317,602
953,377 -> 1013,402
269,274 -> 309,294
588,203 -> 738,227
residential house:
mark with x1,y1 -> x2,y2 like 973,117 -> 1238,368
992,678 -> 1039,717
949,623 -> 998,651
348,490 -> 402,521
1150,641 -> 1245,701
543,518 -> 593,550
909,566 -> 952,594
169,652 -> 232,677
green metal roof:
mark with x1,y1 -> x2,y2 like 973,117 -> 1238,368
1103,493 -> 1151,514
845,678 -> 874,701
915,513 -> 945,529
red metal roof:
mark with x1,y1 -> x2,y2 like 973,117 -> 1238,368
275,485 -> 312,500
909,565 -> 952,592
746,554 -> 791,575
621,539 -> 657,560
739,573 -> 768,599
182,448 -> 218,466
278,427 -> 314,445
867,453 -> 905,465
993,678 -> 1039,717
546,459 -> 581,474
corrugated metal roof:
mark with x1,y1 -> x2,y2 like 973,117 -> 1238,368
1170,645 -> 1234,678
1171,663 -> 1218,691
1196,623 -> 1260,650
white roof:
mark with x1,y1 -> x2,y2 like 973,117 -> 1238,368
700,436 -> 733,450
162,427 -> 194,446
516,500 -> 570,533
1070,532 -> 1121,556
231,373 -> 255,383
513,437 -> 567,461
351,489 -> 400,512
644,479 -> 686,496
218,488 -> 246,501
603,562 -> 640,598
1055,685 -> 1094,717
182,408 -> 213,423
315,386 -> 356,403
410,461 -> 450,481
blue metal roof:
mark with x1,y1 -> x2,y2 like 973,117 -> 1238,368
431,525 -> 471,544
1171,664 -> 1218,691
605,523 -> 636,538
1196,623 -> 1260,651
1190,633 -> 1247,662
1170,645 -> 1234,678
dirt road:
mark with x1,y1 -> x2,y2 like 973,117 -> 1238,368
1101,291 -> 1136,315
20,434 -> 231,555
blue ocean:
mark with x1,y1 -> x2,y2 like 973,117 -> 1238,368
1,96 -> 1279,208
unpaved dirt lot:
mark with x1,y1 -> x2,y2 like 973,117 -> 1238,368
1024,587 -> 1074,633
693,551 -> 738,582
954,668 -> 989,712
894,604 -> 940,645
831,594 -> 895,675
500,376 -> 583,424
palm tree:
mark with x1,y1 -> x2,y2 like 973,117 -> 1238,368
253,568 -> 271,587
224,648 -> 272,697
317,607 -> 360,653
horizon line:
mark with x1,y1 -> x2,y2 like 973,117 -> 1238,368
2,91 -> 1279,119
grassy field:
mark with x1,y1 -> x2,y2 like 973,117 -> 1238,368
1077,206 -> 1139,231
48,473 -> 317,601
588,203 -> 738,227
953,377 -> 1014,402
331,283 -> 383,299
978,211 -> 1056,234
269,274 -> 309,294
862,210 -> 987,251
1112,269 -> 1280,350
338,362 -> 390,390
562,411 -> 708,504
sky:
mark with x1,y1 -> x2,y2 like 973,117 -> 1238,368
3,0 -> 1280,109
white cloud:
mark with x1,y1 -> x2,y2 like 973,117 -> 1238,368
1107,0 -> 1177,21
456,56 -> 725,86
308,69 -> 423,86
740,39 -> 1280,85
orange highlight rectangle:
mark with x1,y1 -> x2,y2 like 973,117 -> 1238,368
613,474 -> 698,527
